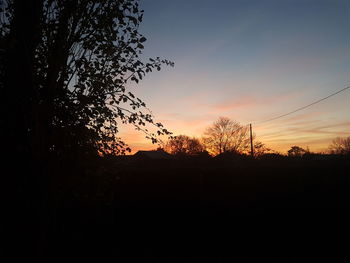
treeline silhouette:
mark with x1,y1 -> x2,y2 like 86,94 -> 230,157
164,117 -> 350,159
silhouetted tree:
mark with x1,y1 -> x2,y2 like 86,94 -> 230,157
165,135 -> 204,156
253,141 -> 271,157
287,146 -> 308,157
202,117 -> 249,156
328,137 -> 350,155
1,1 -> 172,260
1,0 -> 173,162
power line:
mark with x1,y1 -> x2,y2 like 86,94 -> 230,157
254,85 -> 350,125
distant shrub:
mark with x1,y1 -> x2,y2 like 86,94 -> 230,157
287,146 -> 309,158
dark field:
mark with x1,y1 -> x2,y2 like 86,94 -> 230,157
8,156 -> 350,262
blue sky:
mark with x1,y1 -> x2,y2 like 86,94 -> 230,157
120,0 -> 350,153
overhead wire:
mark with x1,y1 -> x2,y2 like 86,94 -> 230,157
252,85 -> 350,125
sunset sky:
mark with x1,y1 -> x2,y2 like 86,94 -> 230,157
119,0 -> 350,154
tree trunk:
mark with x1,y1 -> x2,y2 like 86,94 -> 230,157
2,0 -> 45,260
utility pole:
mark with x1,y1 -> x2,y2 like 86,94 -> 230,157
249,123 -> 254,157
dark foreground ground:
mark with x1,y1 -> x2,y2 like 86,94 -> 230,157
7,156 -> 350,262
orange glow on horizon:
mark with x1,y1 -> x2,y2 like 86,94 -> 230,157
119,86 -> 350,156
120,118 -> 350,155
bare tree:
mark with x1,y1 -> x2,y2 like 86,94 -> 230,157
165,135 -> 204,155
328,137 -> 350,155
253,141 -> 271,157
202,117 -> 249,156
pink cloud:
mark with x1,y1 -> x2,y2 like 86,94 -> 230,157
210,90 -> 304,114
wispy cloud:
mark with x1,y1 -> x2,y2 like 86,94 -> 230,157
211,91 -> 303,113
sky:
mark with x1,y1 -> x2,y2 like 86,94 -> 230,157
119,0 -> 350,154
